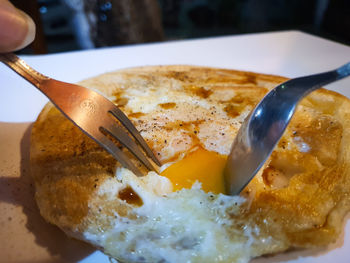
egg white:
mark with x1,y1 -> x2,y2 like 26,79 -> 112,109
83,168 -> 255,263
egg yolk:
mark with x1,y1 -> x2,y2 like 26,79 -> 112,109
160,147 -> 227,194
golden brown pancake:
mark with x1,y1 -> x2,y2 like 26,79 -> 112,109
30,66 -> 350,263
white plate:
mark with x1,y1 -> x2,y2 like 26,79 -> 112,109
0,31 -> 350,263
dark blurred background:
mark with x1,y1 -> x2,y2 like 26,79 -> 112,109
11,0 -> 350,54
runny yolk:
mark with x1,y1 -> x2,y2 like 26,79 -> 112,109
160,147 -> 227,194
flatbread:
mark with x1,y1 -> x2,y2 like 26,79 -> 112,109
30,66 -> 350,263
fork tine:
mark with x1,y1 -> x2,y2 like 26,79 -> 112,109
102,120 -> 159,173
97,134 -> 143,176
109,107 -> 161,166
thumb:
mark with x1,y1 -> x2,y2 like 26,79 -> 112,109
0,0 -> 36,52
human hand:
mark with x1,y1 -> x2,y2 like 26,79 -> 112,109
0,0 -> 35,52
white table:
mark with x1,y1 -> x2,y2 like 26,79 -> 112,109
0,31 -> 349,263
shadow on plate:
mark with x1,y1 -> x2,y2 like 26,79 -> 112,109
0,122 -> 95,263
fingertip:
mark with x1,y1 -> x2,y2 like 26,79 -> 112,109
0,1 -> 36,52
14,10 -> 36,51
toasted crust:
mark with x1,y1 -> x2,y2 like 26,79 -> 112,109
30,66 -> 350,261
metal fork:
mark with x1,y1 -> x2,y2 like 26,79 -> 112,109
224,61 -> 350,195
0,53 -> 161,176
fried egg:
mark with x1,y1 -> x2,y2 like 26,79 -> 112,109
30,66 -> 350,263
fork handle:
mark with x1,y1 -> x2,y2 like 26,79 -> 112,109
0,53 -> 49,88
337,61 -> 350,78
